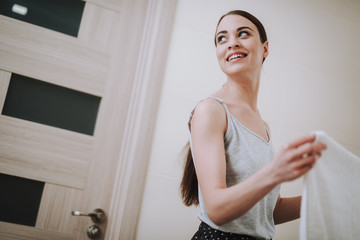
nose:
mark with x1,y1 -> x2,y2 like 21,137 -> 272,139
228,37 -> 240,50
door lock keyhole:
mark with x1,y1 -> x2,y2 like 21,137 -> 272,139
86,225 -> 101,239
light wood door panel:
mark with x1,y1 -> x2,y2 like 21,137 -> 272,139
0,0 -> 177,239
0,70 -> 10,110
0,222 -> 73,240
78,3 -> 122,49
0,69 -> 92,189
36,184 -> 83,233
0,113 -> 92,188
86,0 -> 122,13
0,15 -> 109,96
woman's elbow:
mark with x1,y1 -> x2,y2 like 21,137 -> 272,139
207,211 -> 227,226
206,204 -> 235,226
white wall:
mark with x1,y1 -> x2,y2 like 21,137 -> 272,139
136,0 -> 360,239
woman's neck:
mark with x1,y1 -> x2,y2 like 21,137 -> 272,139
223,73 -> 260,111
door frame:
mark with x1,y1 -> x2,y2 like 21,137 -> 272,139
0,0 -> 177,239
103,0 -> 177,239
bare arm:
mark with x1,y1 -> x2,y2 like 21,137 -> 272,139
191,99 -> 276,225
273,195 -> 301,225
191,99 -> 327,226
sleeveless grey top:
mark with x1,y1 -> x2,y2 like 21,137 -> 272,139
189,97 -> 280,240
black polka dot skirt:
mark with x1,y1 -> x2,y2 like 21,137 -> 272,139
191,222 -> 263,240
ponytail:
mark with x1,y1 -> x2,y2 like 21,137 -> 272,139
180,141 -> 199,206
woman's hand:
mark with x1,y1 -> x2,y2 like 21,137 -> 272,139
269,134 -> 327,184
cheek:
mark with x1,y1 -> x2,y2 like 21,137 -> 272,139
251,42 -> 265,58
216,46 -> 226,64
216,52 -> 226,72
215,47 -> 221,60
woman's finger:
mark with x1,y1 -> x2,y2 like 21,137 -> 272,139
293,163 -> 314,178
290,142 -> 327,160
292,153 -> 319,169
285,134 -> 316,150
288,153 -> 321,179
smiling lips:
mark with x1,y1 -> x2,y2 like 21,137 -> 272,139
227,52 -> 247,61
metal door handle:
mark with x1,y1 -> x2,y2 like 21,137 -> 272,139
71,208 -> 105,224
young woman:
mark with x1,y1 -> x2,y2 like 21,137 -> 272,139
181,10 -> 327,240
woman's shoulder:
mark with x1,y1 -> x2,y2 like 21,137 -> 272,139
194,97 -> 225,117
190,97 -> 227,132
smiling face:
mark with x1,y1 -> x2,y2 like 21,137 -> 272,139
215,14 -> 268,77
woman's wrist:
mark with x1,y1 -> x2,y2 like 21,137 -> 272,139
261,162 -> 282,188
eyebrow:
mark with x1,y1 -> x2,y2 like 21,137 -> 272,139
216,26 -> 254,37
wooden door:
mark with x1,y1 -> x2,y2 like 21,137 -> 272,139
0,0 -> 176,239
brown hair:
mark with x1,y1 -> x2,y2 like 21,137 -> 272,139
180,141 -> 198,206
180,10 -> 267,206
214,10 -> 268,46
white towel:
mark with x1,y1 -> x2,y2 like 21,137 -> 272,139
299,131 -> 360,240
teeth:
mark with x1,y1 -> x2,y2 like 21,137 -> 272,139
228,53 -> 246,61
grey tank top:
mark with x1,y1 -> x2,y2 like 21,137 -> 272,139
189,97 -> 280,240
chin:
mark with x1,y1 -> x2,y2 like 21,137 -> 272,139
224,67 -> 247,76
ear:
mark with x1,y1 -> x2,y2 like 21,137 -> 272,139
263,41 -> 269,59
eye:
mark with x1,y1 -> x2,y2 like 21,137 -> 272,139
217,35 -> 227,44
238,31 -> 250,38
